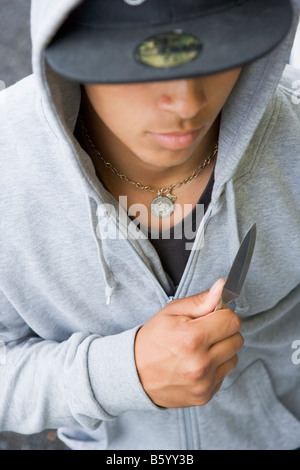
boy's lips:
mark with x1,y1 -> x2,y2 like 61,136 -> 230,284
147,127 -> 203,150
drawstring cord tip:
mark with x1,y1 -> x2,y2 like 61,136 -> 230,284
105,285 -> 116,306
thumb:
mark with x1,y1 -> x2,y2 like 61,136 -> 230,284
185,278 -> 226,319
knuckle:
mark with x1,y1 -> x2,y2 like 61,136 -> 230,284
197,359 -> 211,378
193,381 -> 215,405
199,380 -> 213,397
179,324 -> 208,354
184,356 -> 211,383
236,332 -> 244,349
193,383 -> 207,399
220,355 -> 239,381
230,311 -> 242,330
196,396 -> 211,406
230,354 -> 239,372
190,293 -> 205,309
192,358 -> 211,380
179,329 -> 199,354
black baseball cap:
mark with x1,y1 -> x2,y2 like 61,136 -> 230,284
45,0 -> 294,84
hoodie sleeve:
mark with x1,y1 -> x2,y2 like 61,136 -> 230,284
0,290 -> 160,434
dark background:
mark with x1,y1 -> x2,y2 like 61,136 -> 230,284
0,0 -> 32,88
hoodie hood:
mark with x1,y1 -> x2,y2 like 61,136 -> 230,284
30,0 -> 300,188
30,0 -> 300,307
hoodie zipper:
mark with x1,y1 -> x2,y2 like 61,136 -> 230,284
183,408 -> 195,450
111,208 -> 212,450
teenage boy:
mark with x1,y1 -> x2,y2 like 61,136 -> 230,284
0,0 -> 299,450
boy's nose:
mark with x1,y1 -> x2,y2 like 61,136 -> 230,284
157,79 -> 207,120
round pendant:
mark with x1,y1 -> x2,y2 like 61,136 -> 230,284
151,196 -> 174,218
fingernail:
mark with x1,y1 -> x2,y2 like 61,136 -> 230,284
210,278 -> 224,294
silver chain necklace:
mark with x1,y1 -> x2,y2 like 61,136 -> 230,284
80,115 -> 218,218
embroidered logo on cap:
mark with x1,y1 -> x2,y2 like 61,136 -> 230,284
135,32 -> 202,69
124,0 -> 147,5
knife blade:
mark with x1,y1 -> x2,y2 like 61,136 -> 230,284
215,223 -> 257,310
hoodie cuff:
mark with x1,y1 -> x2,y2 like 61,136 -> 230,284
87,326 -> 163,417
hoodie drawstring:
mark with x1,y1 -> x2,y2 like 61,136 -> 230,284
88,196 -> 117,306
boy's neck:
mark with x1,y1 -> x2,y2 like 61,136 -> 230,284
78,88 -> 220,192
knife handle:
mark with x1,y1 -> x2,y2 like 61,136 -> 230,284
214,298 -> 228,311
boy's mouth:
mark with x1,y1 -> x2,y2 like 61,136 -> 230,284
147,127 -> 203,150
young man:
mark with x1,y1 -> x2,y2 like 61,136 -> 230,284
0,0 -> 299,450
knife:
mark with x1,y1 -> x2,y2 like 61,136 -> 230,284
215,223 -> 257,310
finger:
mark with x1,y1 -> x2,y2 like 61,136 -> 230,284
194,355 -> 238,405
209,332 -> 244,367
210,378 -> 224,398
166,278 -> 226,319
191,308 -> 242,346
188,278 -> 226,318
214,354 -> 239,385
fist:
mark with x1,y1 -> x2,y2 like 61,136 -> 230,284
134,279 -> 243,408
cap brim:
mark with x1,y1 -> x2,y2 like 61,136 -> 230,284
45,0 -> 293,83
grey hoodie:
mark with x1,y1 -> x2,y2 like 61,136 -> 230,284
0,0 -> 300,450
